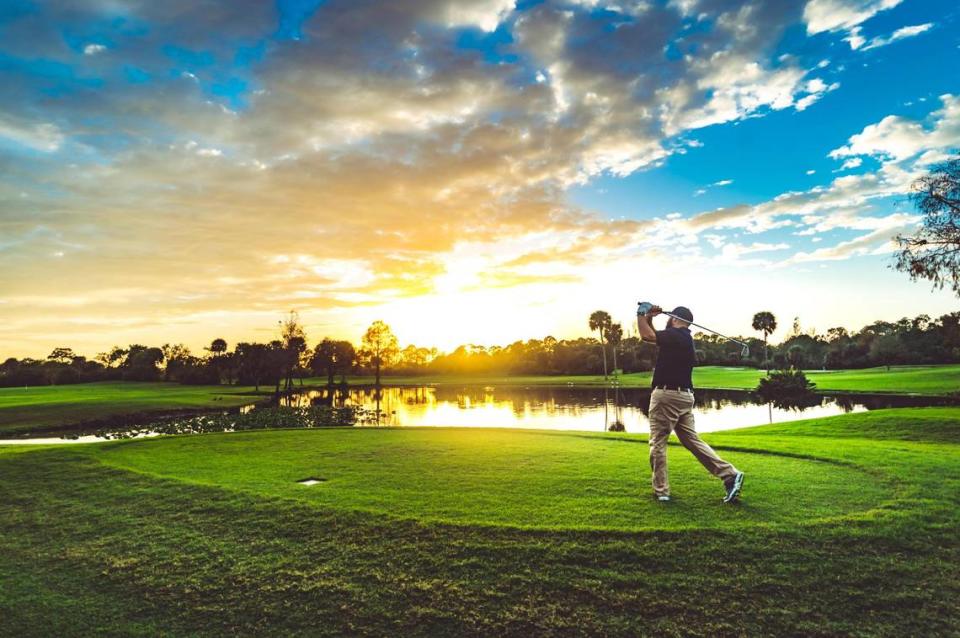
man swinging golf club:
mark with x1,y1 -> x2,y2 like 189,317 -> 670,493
637,304 -> 744,504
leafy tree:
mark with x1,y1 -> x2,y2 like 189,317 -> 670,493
895,156 -> 960,295
607,323 -> 623,375
280,311 -> 308,391
786,345 -> 806,370
789,316 -> 802,339
360,320 -> 399,386
751,311 -> 777,371
121,345 -> 164,381
268,339 -> 288,394
870,334 -> 901,371
161,343 -> 194,382
234,342 -> 273,391
588,310 -> 612,378
312,339 -> 357,386
207,338 -> 228,356
96,346 -> 128,368
47,347 -> 75,364
940,311 -> 960,358
826,327 -> 849,343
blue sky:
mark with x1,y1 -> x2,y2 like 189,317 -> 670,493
0,0 -> 958,355
573,1 -> 958,209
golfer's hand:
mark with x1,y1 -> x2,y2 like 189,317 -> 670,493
648,305 -> 662,317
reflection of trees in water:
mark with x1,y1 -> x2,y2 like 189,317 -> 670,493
607,385 -> 626,432
832,395 -> 857,412
286,384 -> 959,427
404,387 -> 431,405
764,394 -> 824,412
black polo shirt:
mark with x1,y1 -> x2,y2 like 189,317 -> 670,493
651,326 -> 695,389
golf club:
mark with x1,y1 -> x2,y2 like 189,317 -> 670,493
637,301 -> 750,359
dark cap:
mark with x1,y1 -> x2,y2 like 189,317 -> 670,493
670,306 -> 694,322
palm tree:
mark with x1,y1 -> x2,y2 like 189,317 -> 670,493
607,323 -> 623,376
588,310 -> 612,378
752,311 -> 777,372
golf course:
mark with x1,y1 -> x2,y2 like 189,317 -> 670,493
2,365 -> 958,436
5,1 -> 960,633
2,394 -> 959,635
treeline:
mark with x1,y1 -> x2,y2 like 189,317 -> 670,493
2,311 -> 958,388
754,313 -> 960,370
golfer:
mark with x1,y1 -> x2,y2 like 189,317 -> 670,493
637,305 -> 744,503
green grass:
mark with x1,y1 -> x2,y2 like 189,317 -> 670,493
721,406 -> 960,442
340,363 -> 960,395
0,382 -> 268,435
93,428 -> 888,531
2,408 -> 959,636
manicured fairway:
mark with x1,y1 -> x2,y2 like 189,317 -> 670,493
0,382 -> 266,435
1,408 -> 958,636
95,428 -> 888,531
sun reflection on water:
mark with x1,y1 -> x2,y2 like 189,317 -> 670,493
277,385 -> 893,433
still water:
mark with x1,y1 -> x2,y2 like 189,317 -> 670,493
4,385 -> 953,444
281,385 -> 952,434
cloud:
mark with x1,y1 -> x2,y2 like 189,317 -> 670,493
719,241 -> 790,261
83,43 -> 107,55
829,94 -> 960,162
783,221 -> 913,264
802,1 -> 931,52
803,0 -> 904,36
440,0 -> 516,31
860,22 -> 934,50
0,115 -> 63,152
694,178 -> 733,197
795,78 -> 840,111
679,95 -> 960,239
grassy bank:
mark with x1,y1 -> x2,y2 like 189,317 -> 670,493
340,363 -> 960,395
1,408 -> 959,636
0,382 -> 268,435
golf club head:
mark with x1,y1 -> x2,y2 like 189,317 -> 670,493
637,301 -> 655,316
741,344 -> 750,359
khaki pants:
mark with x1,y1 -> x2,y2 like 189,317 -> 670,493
648,388 -> 738,497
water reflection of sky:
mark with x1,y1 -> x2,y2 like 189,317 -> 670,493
296,386 -> 885,433
3,385 -> 954,444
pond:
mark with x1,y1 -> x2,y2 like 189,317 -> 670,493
287,385 -> 955,433
4,384 -> 956,443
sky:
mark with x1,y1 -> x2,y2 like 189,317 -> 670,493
1,0 -> 959,358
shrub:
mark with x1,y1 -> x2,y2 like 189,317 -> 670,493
756,368 -> 819,410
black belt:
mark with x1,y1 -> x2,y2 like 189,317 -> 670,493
653,385 -> 693,392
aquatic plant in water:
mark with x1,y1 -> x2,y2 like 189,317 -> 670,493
92,405 -> 379,439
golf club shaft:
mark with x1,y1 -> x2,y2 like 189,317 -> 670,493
660,312 -> 749,349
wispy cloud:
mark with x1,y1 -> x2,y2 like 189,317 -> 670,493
0,116 -> 63,152
804,0 -> 904,38
853,22 -> 934,51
